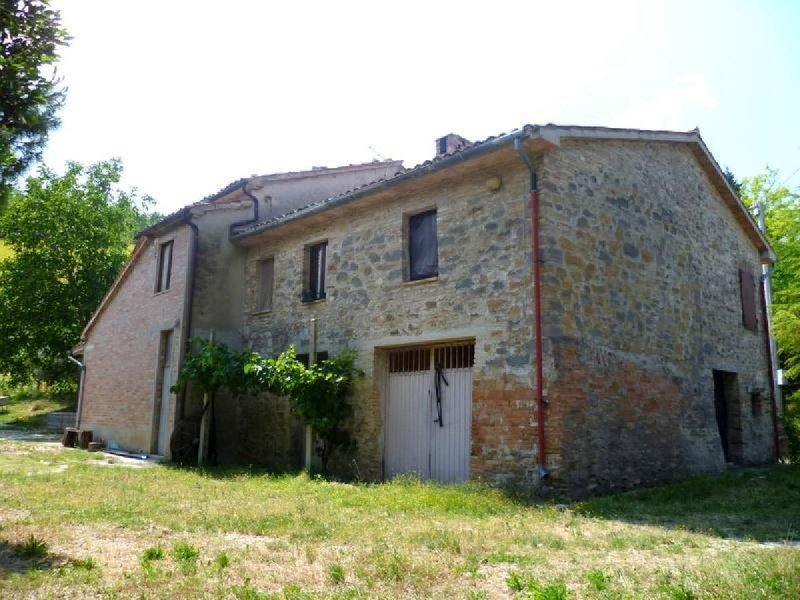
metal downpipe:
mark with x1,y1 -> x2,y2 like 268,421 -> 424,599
67,353 -> 85,428
514,136 -> 548,479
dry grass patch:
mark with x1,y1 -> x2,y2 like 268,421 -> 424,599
0,439 -> 798,598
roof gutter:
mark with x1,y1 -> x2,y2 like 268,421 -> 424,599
228,180 -> 260,240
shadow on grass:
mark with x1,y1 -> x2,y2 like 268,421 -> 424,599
159,461 -> 303,481
577,464 -> 800,542
0,538 -> 65,577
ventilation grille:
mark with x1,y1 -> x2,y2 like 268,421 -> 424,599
388,341 -> 475,373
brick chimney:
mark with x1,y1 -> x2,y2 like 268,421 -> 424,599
435,133 -> 471,158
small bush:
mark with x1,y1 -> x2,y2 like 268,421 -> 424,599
328,563 -> 345,584
375,548 -> 410,583
585,569 -> 608,591
15,534 -> 48,559
214,551 -> 230,569
72,556 -> 98,570
782,391 -> 800,462
283,584 -> 313,600
171,542 -> 199,572
506,571 -> 569,599
230,581 -> 273,600
141,545 -> 164,562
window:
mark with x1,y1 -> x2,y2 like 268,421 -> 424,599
256,258 -> 274,312
304,241 -> 327,302
156,241 -> 173,293
408,210 -> 438,280
751,392 -> 763,417
739,269 -> 757,331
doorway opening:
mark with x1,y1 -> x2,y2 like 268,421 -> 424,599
383,341 -> 475,483
712,370 -> 743,464
154,330 -> 174,456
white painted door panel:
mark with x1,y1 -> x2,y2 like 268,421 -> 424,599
430,368 -> 472,483
385,343 -> 473,483
385,370 -> 431,480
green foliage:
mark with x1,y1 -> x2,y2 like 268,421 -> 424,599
15,534 -> 48,559
230,582 -> 273,600
171,542 -> 199,573
0,239 -> 12,260
71,556 -> 98,571
740,168 -> 800,458
0,0 -> 69,210
506,571 -> 569,599
784,390 -> 800,463
214,551 -> 230,570
328,563 -> 345,584
723,166 -> 743,196
174,340 -> 360,472
0,160 -> 152,384
172,337 -> 257,396
585,568 -> 609,591
141,545 -> 164,563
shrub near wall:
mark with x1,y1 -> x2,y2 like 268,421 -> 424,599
173,340 -> 359,472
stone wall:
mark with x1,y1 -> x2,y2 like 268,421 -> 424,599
538,139 -> 775,495
80,226 -> 190,454
241,153 -> 540,482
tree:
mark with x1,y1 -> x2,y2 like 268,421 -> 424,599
740,168 -> 800,458
0,0 -> 69,212
724,166 -> 743,196
0,160 -> 151,384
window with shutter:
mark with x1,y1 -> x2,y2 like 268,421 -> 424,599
256,258 -> 274,312
739,269 -> 757,331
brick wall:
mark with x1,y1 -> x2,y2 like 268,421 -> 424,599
79,226 -> 190,454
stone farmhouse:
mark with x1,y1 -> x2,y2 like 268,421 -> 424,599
74,124 -> 780,495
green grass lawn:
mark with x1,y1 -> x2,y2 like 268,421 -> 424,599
0,388 -> 74,430
0,440 -> 798,598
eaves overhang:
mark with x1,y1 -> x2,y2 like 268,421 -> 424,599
229,124 -> 774,265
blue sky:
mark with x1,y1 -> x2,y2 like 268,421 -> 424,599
44,0 -> 800,213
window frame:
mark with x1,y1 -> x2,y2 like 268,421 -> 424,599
255,257 -> 275,313
303,240 -> 328,302
739,269 -> 757,331
155,240 -> 174,293
406,209 -> 439,281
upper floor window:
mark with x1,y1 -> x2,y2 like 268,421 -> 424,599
156,240 -> 173,293
739,269 -> 757,331
256,257 -> 274,312
303,241 -> 327,302
408,209 -> 438,280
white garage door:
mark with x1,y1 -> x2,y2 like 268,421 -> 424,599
384,342 -> 474,483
